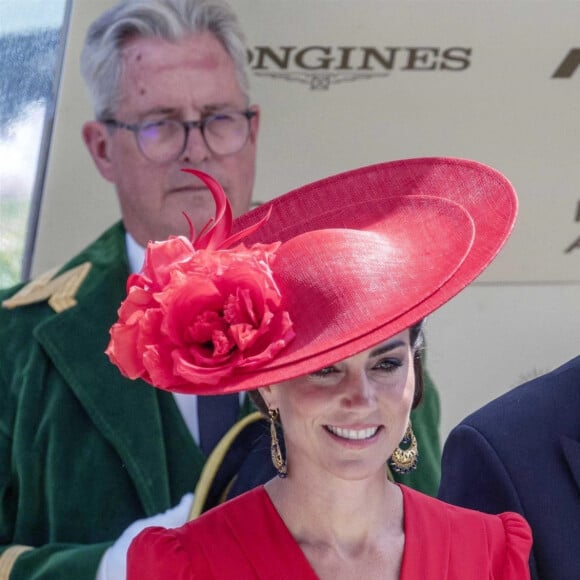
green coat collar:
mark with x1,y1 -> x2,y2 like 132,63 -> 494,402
32,223 -> 188,514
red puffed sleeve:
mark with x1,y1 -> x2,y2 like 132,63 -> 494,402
128,525 -> 211,580
497,512 -> 532,579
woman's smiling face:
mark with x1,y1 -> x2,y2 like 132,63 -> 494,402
259,329 -> 416,482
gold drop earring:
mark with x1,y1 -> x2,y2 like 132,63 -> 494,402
388,422 -> 418,474
268,408 -> 287,478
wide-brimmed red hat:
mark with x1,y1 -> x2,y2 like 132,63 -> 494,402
107,157 -> 517,394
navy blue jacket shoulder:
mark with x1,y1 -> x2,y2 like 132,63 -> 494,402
438,355 -> 580,580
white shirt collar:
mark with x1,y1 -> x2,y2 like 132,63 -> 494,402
125,231 -> 145,274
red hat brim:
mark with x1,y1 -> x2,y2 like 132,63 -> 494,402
204,157 -> 517,393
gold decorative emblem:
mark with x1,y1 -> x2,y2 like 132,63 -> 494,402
2,262 -> 92,314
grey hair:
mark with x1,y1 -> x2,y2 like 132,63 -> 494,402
80,0 -> 250,119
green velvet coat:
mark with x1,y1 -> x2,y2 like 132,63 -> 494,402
0,222 -> 440,579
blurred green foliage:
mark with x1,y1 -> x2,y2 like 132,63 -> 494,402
0,197 -> 28,288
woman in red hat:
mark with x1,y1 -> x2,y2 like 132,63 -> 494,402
107,158 -> 531,579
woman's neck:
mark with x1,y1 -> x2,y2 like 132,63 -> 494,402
265,467 -> 403,552
265,468 -> 404,579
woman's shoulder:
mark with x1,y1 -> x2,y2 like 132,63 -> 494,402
127,487 -> 268,580
400,485 -> 532,579
127,520 -> 213,580
402,484 -> 531,539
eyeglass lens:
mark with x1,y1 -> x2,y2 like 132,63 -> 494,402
137,112 -> 251,162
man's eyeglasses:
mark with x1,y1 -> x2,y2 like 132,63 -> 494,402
101,109 -> 257,163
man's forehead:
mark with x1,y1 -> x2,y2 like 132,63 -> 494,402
115,33 -> 244,116
119,32 -> 231,72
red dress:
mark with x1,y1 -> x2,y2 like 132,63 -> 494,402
128,485 -> 531,579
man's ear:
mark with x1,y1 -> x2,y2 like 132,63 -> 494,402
82,120 -> 115,183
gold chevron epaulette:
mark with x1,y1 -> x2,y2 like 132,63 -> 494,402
2,262 -> 92,314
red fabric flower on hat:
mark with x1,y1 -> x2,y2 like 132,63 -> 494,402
106,170 -> 295,392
